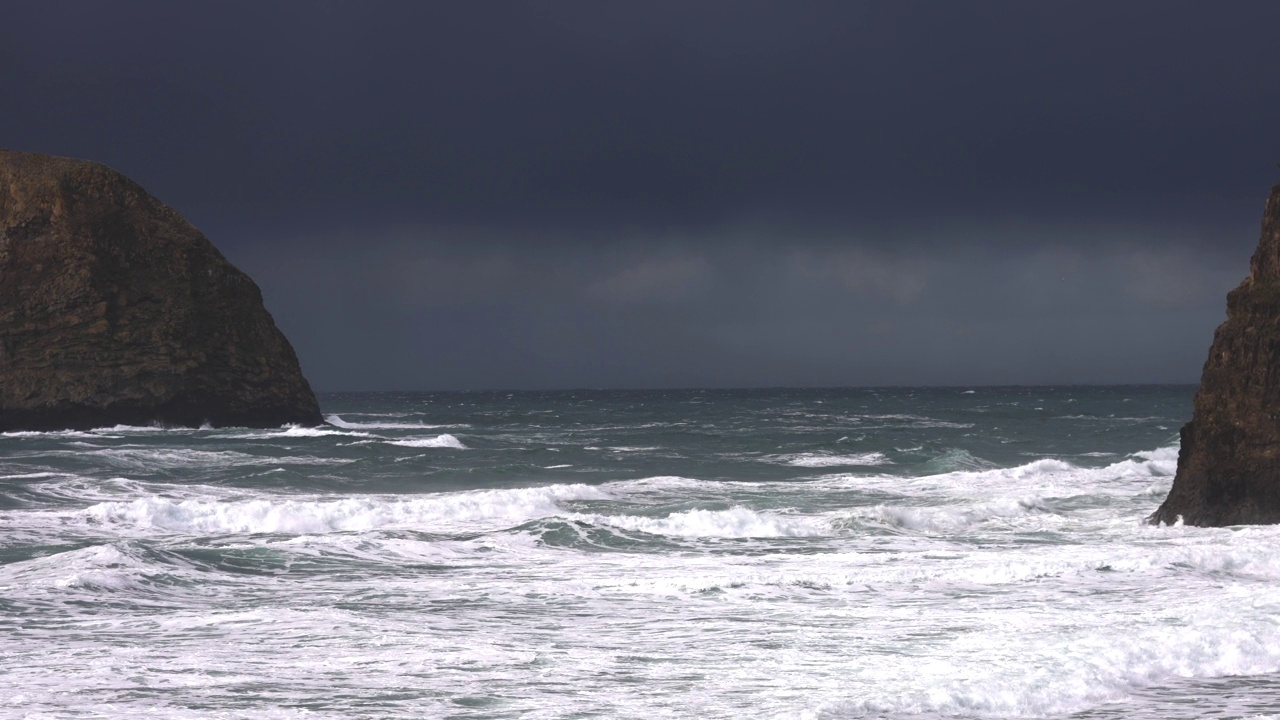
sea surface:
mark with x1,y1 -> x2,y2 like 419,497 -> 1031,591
3,386 -> 1280,719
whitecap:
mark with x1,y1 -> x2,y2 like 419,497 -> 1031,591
584,506 -> 825,538
277,424 -> 373,438
766,452 -> 889,467
81,447 -> 344,469
386,434 -> 467,449
856,496 -> 1054,534
3,429 -> 99,439
82,483 -> 609,535
325,414 -> 454,430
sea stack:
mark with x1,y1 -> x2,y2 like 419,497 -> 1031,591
1152,183 -> 1280,526
0,150 -> 322,431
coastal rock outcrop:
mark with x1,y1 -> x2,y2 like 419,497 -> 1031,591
1152,183 -> 1280,526
0,149 -> 322,431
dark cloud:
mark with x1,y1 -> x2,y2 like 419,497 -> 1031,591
226,222 -> 1243,389
3,1 -> 1278,388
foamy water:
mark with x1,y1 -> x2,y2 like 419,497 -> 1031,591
4,386 -> 1278,718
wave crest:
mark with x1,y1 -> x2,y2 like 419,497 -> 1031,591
82,483 -> 607,535
387,434 -> 467,449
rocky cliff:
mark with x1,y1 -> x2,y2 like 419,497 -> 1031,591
0,150 -> 322,431
1152,183 -> 1280,526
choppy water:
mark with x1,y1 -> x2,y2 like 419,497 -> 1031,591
3,386 -> 1280,719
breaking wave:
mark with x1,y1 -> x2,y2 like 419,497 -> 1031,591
82,483 -> 608,535
325,414 -> 455,430
584,506 -> 826,538
767,452 -> 889,467
385,434 -> 467,449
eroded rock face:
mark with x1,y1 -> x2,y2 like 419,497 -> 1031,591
1152,183 -> 1280,526
0,149 -> 322,431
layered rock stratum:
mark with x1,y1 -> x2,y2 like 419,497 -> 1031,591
1152,183 -> 1280,526
0,149 -> 322,431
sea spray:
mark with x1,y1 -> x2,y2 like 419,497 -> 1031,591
9,386 -> 1267,720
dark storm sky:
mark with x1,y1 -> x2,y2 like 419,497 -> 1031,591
4,1 -> 1279,390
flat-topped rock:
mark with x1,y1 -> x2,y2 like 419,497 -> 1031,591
1152,183 -> 1280,526
0,149 -> 322,431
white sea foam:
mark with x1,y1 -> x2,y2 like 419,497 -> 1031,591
855,495 -> 1055,534
92,424 -> 174,434
80,447 -> 346,469
0,471 -> 63,480
606,475 -> 719,493
3,430 -> 87,439
865,413 -> 976,429
81,483 -> 608,535
219,425 -> 374,440
922,447 -> 996,472
822,446 -> 1178,502
585,506 -> 825,538
6,389 -> 1262,720
767,452 -> 889,467
325,414 -> 454,430
278,424 -> 373,438
386,434 -> 467,449
0,543 -> 186,598
813,609 -> 1280,718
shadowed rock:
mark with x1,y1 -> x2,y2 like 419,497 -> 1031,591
1151,183 -> 1280,526
0,149 -> 322,431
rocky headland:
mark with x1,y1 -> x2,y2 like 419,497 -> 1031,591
1152,183 -> 1280,526
0,149 -> 322,431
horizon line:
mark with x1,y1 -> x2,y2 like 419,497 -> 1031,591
313,382 -> 1200,394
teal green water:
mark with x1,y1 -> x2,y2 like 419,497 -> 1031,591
4,386 -> 1280,718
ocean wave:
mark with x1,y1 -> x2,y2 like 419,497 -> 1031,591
219,425 -> 374,440
3,424 -> 206,439
920,448 -> 995,473
0,543 -> 180,596
386,434 -> 467,449
808,447 -> 1179,519
3,429 -> 87,438
325,414 -> 455,430
864,413 -> 975,429
4,475 -> 162,507
851,496 -> 1055,534
818,614 -> 1280,718
0,471 -> 64,480
1128,445 -> 1179,470
605,475 -> 720,494
766,452 -> 889,468
279,424 -> 373,438
93,424 -> 180,434
81,483 -> 608,535
80,447 -> 346,469
929,446 -> 1175,489
583,506 -> 825,538
3,428 -> 121,439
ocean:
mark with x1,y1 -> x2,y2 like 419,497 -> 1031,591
3,386 -> 1280,719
